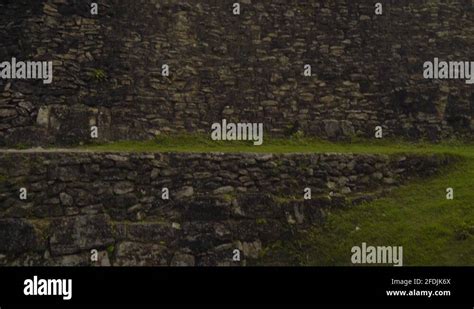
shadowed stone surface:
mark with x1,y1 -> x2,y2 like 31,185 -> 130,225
0,219 -> 43,254
0,0 -> 473,146
0,151 -> 456,265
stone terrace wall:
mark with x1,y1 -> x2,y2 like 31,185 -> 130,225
0,151 -> 453,266
0,0 -> 473,146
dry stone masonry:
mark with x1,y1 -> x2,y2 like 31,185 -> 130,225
0,0 -> 471,266
0,0 -> 473,146
0,151 -> 455,265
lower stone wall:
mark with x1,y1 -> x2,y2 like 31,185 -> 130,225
0,151 -> 454,266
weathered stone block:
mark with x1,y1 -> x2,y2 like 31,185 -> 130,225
49,214 -> 114,256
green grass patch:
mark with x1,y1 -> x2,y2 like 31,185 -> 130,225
259,158 -> 474,266
106,244 -> 115,255
81,134 -> 474,157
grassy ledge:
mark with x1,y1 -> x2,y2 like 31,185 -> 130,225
81,134 -> 474,157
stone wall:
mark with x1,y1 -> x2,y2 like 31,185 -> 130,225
0,0 -> 473,146
0,151 -> 453,265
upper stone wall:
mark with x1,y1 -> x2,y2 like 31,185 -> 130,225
0,0 -> 473,146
